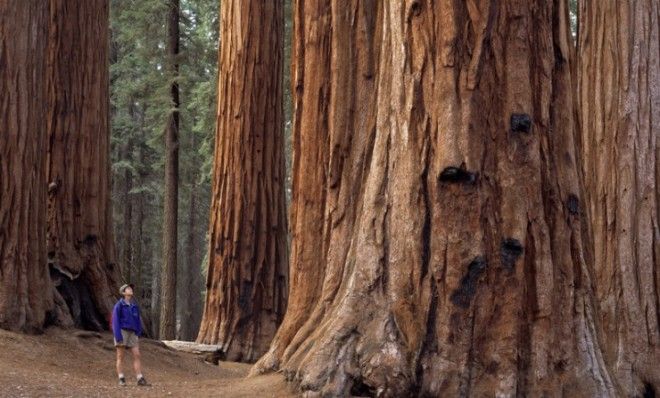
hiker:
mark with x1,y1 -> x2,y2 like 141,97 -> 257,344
112,283 -> 150,387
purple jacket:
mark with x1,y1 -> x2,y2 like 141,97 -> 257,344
112,299 -> 142,341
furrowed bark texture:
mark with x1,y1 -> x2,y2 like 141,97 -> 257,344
160,0 -> 180,340
253,1 -> 618,396
197,0 -> 288,362
46,0 -> 120,331
0,0 -> 53,333
577,1 -> 660,395
251,0 -> 332,372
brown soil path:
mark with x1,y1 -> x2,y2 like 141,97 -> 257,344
0,328 -> 296,397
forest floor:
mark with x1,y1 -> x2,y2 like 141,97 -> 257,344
0,327 -> 296,397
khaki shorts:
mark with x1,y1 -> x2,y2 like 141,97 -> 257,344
114,329 -> 139,348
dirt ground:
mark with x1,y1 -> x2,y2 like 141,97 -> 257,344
0,327 -> 297,398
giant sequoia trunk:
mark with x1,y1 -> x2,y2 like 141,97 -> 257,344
0,0 -> 53,333
197,0 -> 288,362
253,1 -> 619,396
46,0 -> 120,331
577,1 -> 659,394
160,0 -> 181,340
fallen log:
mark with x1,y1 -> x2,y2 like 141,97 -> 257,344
160,340 -> 223,354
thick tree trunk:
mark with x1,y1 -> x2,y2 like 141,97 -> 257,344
0,0 -> 53,333
46,0 -> 120,332
577,1 -> 660,395
160,0 -> 180,340
250,0 -> 332,373
253,1 -> 618,396
197,0 -> 288,363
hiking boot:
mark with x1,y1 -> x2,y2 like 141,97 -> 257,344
137,377 -> 150,387
118,377 -> 126,386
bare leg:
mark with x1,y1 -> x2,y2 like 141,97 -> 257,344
130,346 -> 142,376
116,347 -> 125,377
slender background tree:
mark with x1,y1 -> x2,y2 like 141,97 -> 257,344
160,0 -> 181,340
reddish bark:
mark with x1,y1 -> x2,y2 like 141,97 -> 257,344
253,1 -> 618,396
577,0 -> 660,394
46,0 -> 120,331
0,0 -> 53,333
197,0 -> 288,362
